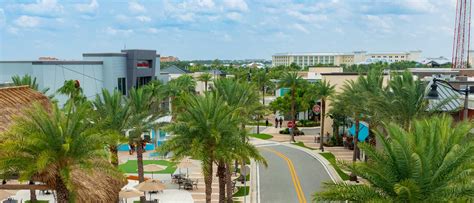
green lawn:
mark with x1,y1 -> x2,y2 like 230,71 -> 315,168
319,152 -> 350,181
233,186 -> 250,197
291,141 -> 316,150
119,160 -> 177,174
249,133 -> 273,140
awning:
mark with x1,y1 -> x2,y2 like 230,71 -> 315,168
348,122 -> 369,142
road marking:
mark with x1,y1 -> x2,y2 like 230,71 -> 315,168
257,163 -> 261,203
263,148 -> 307,203
255,143 -> 281,147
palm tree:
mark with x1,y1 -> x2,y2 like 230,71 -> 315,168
198,73 -> 213,92
375,71 -> 428,130
0,103 -> 118,203
127,87 -> 159,203
314,80 -> 335,150
164,75 -> 196,113
162,93 -> 237,203
315,115 -> 474,202
335,80 -> 366,180
11,74 -> 49,94
279,72 -> 304,142
92,89 -> 130,167
252,69 -> 271,105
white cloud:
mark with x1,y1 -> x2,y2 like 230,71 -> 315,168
19,0 -> 63,16
136,15 -> 151,22
7,26 -> 19,34
147,28 -> 159,33
115,14 -> 129,22
177,13 -> 195,22
226,12 -> 242,21
365,15 -> 392,33
0,9 -> 5,27
129,1 -> 146,13
105,27 -> 134,36
293,23 -> 309,34
287,11 -> 327,23
223,0 -> 248,12
197,0 -> 215,9
75,0 -> 99,13
14,15 -> 41,28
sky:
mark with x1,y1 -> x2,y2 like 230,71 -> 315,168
0,0 -> 460,60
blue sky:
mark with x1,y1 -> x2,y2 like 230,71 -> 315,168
0,0 -> 458,60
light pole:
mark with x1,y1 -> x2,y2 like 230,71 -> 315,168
425,78 -> 474,120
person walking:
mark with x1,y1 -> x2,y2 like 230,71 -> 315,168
275,117 -> 279,128
279,117 -> 283,128
265,118 -> 269,127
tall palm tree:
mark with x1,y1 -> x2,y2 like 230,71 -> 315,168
127,87 -> 159,203
92,89 -> 130,167
162,93 -> 237,203
315,115 -> 474,202
279,72 -> 304,142
252,69 -> 271,105
336,80 -> 366,180
164,75 -> 196,113
198,73 -> 213,92
314,80 -> 335,150
0,103 -> 118,203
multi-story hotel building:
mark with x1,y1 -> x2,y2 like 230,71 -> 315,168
272,50 -> 422,67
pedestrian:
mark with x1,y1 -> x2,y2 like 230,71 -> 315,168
279,117 -> 283,128
343,135 -> 348,148
265,118 -> 269,127
275,117 -> 279,128
129,143 -> 133,155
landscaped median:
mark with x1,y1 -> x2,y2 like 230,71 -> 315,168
248,133 -> 273,140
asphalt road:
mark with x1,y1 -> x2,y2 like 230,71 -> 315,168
258,144 -> 332,203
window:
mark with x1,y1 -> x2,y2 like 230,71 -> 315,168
395,56 -> 399,58
372,56 -> 375,58
401,56 -> 405,58
136,76 -> 152,87
383,56 -> 387,58
377,56 -> 381,58
117,77 -> 126,95
389,56 -> 392,58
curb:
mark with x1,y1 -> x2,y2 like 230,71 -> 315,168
281,142 -> 342,183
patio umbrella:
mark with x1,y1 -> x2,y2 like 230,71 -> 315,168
135,179 -> 166,200
119,189 -> 143,203
143,164 -> 165,179
177,159 -> 196,178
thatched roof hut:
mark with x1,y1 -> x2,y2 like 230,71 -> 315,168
0,86 -> 50,133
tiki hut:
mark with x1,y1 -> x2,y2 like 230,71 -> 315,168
0,86 -> 127,201
0,86 -> 50,133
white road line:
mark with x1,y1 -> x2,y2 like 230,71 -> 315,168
255,143 -> 281,147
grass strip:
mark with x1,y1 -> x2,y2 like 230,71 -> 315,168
248,133 -> 273,140
119,160 -> 176,174
319,152 -> 350,181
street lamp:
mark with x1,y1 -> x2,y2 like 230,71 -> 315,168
425,78 -> 474,120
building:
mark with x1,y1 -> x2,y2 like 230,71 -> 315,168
160,56 -> 179,62
272,50 -> 422,67
0,49 -> 160,104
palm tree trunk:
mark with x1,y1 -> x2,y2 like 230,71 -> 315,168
349,118 -> 360,181
55,176 -> 70,203
136,139 -> 146,203
204,159 -> 214,203
109,145 -> 119,167
291,87 -> 296,142
30,189 -> 37,202
319,98 -> 326,150
225,163 -> 233,203
205,81 -> 208,92
217,160 -> 226,203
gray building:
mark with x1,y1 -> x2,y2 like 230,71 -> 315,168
0,49 -> 160,104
